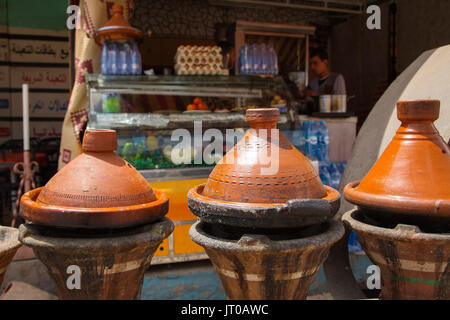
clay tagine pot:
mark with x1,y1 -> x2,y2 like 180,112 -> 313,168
20,129 -> 168,229
188,108 -> 340,229
344,100 -> 450,229
94,4 -> 143,45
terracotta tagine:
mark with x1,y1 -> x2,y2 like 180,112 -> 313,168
20,129 -> 168,229
344,100 -> 450,229
188,108 -> 340,229
94,4 -> 143,45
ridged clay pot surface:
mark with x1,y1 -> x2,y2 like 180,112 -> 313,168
20,129 -> 169,229
344,100 -> 450,228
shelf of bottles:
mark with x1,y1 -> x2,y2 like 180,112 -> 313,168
238,43 -> 279,76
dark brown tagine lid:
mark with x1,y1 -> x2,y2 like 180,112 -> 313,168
344,100 -> 450,228
188,108 -> 340,229
95,4 -> 143,45
20,129 -> 168,229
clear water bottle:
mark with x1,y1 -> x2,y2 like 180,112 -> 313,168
306,121 -> 319,160
273,48 -> 279,75
267,44 -> 278,75
319,163 -> 331,185
107,42 -> 119,75
130,42 -> 142,75
251,43 -> 259,74
292,126 -> 303,153
255,44 -> 264,74
118,42 -> 132,75
247,43 -> 254,74
101,42 -> 109,75
242,43 -> 251,75
329,163 -> 341,189
318,120 -> 330,163
339,162 -> 346,175
303,121 -> 310,156
260,44 -> 269,75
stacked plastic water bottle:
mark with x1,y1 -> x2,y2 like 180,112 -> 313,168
302,120 -> 347,187
101,40 -> 142,75
238,43 -> 278,75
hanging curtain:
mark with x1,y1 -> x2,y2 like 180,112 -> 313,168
58,0 -> 134,169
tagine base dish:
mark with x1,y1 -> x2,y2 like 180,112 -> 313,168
20,187 -> 169,229
344,181 -> 450,230
187,183 -> 340,229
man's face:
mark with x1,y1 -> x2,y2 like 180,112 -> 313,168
310,56 -> 328,77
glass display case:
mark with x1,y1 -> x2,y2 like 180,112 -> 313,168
87,74 -> 294,172
86,74 -> 295,264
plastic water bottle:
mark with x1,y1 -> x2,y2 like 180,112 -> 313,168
261,44 -> 269,75
303,121 -> 311,156
247,44 -> 254,74
273,48 -> 279,75
292,123 -> 303,153
101,42 -> 109,75
319,163 -> 331,185
329,163 -> 341,189
267,44 -> 278,75
118,42 -> 132,75
251,43 -> 259,74
255,44 -> 265,74
107,42 -> 119,75
317,120 -> 330,163
130,42 -> 142,75
242,43 -> 251,74
339,162 -> 346,175
307,121 -> 319,160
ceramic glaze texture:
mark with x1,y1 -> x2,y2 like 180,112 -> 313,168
20,129 -> 169,229
203,108 -> 327,204
344,100 -> 450,225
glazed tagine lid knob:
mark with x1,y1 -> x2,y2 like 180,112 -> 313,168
20,129 -> 169,229
95,4 -> 143,45
187,108 -> 340,229
344,100 -> 450,225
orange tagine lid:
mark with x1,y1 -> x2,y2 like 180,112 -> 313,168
344,100 -> 450,227
94,4 -> 143,45
20,129 -> 168,229
188,108 -> 340,229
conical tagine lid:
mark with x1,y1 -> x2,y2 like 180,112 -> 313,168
344,100 -> 450,226
95,4 -> 143,45
188,108 -> 340,229
20,129 -> 168,229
